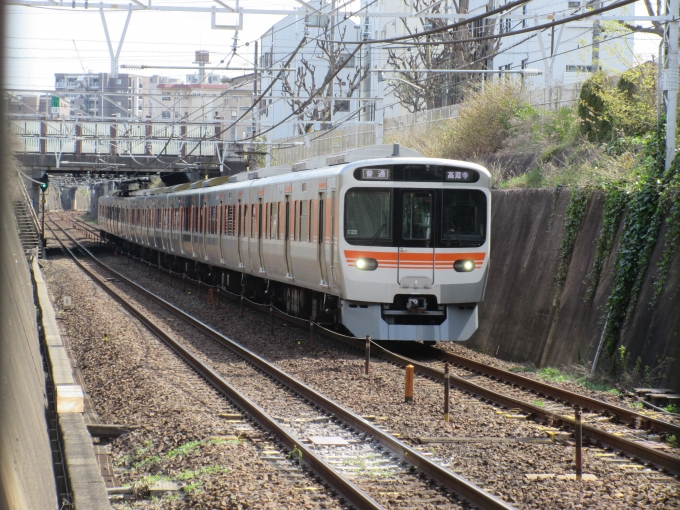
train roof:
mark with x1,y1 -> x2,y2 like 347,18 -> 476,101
226,144 -> 422,183
101,144 -> 491,200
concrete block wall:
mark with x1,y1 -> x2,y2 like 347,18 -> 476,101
0,179 -> 58,509
469,189 -> 680,389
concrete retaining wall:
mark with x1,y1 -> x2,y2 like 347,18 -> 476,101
0,183 -> 57,508
469,189 -> 680,389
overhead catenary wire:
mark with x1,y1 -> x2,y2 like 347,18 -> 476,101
236,0 -> 637,146
160,0 -> 383,166
372,0 -> 639,47
16,0 -> 645,172
159,35 -> 310,168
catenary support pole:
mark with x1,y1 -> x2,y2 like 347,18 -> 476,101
666,0 -> 679,170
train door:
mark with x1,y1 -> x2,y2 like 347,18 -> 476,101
218,200 -> 225,263
247,198 -> 258,273
284,196 -> 293,278
202,196 -> 208,260
317,192 -> 329,286
237,199 -> 244,268
161,201 -> 167,251
146,203 -> 151,246
179,203 -> 186,254
397,189 -> 435,288
190,199 -> 196,257
257,198 -> 265,272
327,189 -> 337,287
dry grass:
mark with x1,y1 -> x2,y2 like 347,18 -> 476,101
387,80 -> 526,160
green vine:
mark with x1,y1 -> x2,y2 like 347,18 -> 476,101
584,187 -> 627,300
554,187 -> 590,307
650,186 -> 680,306
601,125 -> 678,361
547,185 -> 562,231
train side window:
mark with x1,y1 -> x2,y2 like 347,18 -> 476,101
269,202 -> 277,239
300,200 -> 309,241
282,202 -> 286,240
251,203 -> 258,238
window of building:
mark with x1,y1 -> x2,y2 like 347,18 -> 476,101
341,52 -> 356,67
335,100 -> 350,112
568,0 -> 580,7
522,5 -> 527,28
161,111 -> 171,119
162,96 -> 171,101
521,58 -> 528,69
566,65 -> 596,72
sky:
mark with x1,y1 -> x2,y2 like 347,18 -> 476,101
4,0 -> 663,92
5,1 -> 294,90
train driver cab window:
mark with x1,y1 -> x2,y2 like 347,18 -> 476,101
402,191 -> 432,241
344,189 -> 391,245
440,190 -> 487,247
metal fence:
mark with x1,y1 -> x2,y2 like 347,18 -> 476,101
269,86 -> 581,165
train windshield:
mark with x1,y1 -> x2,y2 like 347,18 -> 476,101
440,190 -> 486,247
345,189 -> 392,244
344,188 -> 487,247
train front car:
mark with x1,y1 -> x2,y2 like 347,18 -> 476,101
337,159 -> 491,342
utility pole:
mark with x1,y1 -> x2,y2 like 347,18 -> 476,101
591,0 -> 601,73
665,0 -> 679,170
100,6 -> 132,78
253,40 -> 258,140
38,173 -> 49,247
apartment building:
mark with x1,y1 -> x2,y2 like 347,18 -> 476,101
54,72 -> 151,119
148,74 -> 255,141
5,94 -> 69,117
258,2 -> 363,140
366,0 -> 634,116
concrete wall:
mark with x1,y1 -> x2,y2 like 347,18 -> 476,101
469,189 -> 680,389
0,176 -> 58,508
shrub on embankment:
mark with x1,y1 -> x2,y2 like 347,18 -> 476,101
387,74 -> 680,389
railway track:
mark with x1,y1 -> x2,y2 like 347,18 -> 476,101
49,217 -> 514,509
65,215 -> 680,475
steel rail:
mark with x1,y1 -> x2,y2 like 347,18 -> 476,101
361,343 -> 680,474
73,219 -> 680,473
54,218 -> 515,510
48,220 -> 385,510
422,346 -> 680,437
238,304 -> 680,474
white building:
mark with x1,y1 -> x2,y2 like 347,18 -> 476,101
148,76 -> 255,142
259,1 -> 363,140
259,0 -> 636,142
361,0 -> 634,117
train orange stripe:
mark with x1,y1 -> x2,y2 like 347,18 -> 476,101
344,250 -> 485,261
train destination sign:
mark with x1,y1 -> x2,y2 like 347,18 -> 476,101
444,170 -> 474,182
355,164 -> 480,183
362,168 -> 390,180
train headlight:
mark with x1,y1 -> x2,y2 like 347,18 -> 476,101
355,258 -> 378,271
453,259 -> 475,272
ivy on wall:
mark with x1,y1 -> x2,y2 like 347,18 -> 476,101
651,185 -> 680,306
601,127 -> 679,359
584,188 -> 627,301
554,187 -> 590,307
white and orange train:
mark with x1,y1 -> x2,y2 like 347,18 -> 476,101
98,145 -> 491,342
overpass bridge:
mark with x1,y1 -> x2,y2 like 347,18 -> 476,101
9,116 -> 251,177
